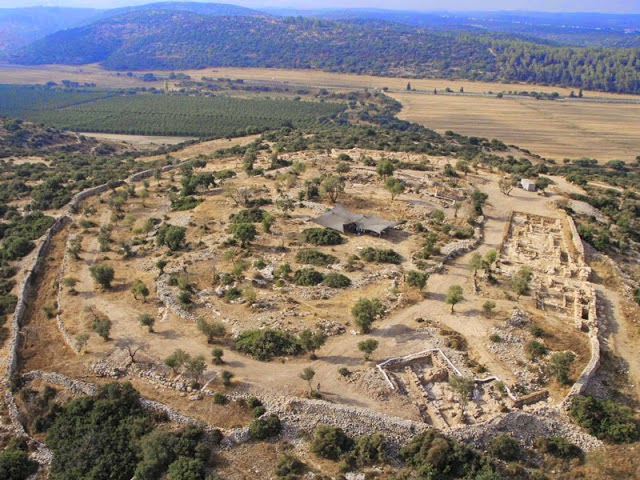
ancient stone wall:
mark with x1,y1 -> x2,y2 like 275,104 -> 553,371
566,214 -> 586,260
3,216 -> 70,384
67,183 -> 119,213
565,286 -> 601,401
496,210 -> 514,257
1,216 -> 70,435
55,234 -> 80,353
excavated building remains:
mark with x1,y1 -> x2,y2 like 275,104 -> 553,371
377,350 -> 511,427
496,212 -> 601,400
377,210 -> 602,438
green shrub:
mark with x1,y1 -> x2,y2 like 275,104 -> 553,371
252,406 -> 266,418
400,430 -> 496,478
246,396 -> 263,409
338,367 -> 351,377
348,432 -> 386,468
213,393 -> 228,405
302,228 -> 342,246
135,426 -> 209,480
569,395 -> 639,443
322,272 -> 352,288
441,329 -> 467,351
525,340 -> 549,361
406,270 -> 429,290
310,425 -> 354,461
482,301 -> 496,318
0,448 -> 38,480
2,236 -> 35,261
489,334 -> 502,343
235,329 -> 302,361
488,433 -> 519,461
549,351 -> 576,385
230,208 -> 266,223
166,457 -> 205,480
170,195 -> 201,211
535,436 -> 582,459
529,325 -> 546,337
249,414 -> 282,440
46,382 -> 152,480
452,225 -> 474,239
359,247 -> 401,264
295,249 -> 337,266
275,454 -> 306,479
293,268 -> 324,286
0,295 -> 17,316
223,287 -> 242,301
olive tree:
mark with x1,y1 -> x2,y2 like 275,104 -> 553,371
385,177 -> 405,200
231,223 -> 257,248
138,313 -> 155,333
351,298 -> 385,333
358,338 -> 379,361
320,175 -> 345,203
445,285 -> 464,313
89,264 -> 114,290
130,279 -> 149,302
300,367 -> 316,393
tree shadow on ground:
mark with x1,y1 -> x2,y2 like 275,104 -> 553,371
320,355 -> 361,366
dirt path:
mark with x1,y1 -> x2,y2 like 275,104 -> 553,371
594,285 -> 640,400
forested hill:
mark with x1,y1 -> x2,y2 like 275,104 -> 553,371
0,3 -> 263,55
0,7 -> 100,54
11,10 -> 640,94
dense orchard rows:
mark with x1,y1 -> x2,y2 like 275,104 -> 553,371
0,86 -> 344,137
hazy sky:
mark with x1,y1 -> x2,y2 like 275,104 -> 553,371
0,0 -> 639,12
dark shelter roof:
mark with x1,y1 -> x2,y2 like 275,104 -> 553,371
311,204 -> 399,235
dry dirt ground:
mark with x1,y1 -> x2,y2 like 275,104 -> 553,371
83,133 -> 196,147
20,145 -> 599,423
7,136 -> 640,478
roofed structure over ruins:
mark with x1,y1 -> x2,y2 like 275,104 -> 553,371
310,204 -> 399,235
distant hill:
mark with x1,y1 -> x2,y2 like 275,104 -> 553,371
106,1 -> 264,17
0,3 -> 264,58
10,8 -> 640,93
0,7 -> 100,55
11,12 -> 497,75
264,8 -> 640,48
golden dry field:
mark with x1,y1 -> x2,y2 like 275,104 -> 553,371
391,92 -> 640,161
186,66 -> 639,99
83,133 -> 196,146
0,63 -> 156,87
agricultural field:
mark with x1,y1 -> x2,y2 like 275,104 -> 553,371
392,92 -> 640,162
0,62 -> 158,88
184,67 -> 640,161
1,65 -> 638,160
0,84 -> 344,137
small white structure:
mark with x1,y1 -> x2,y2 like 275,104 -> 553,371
520,179 -> 537,192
